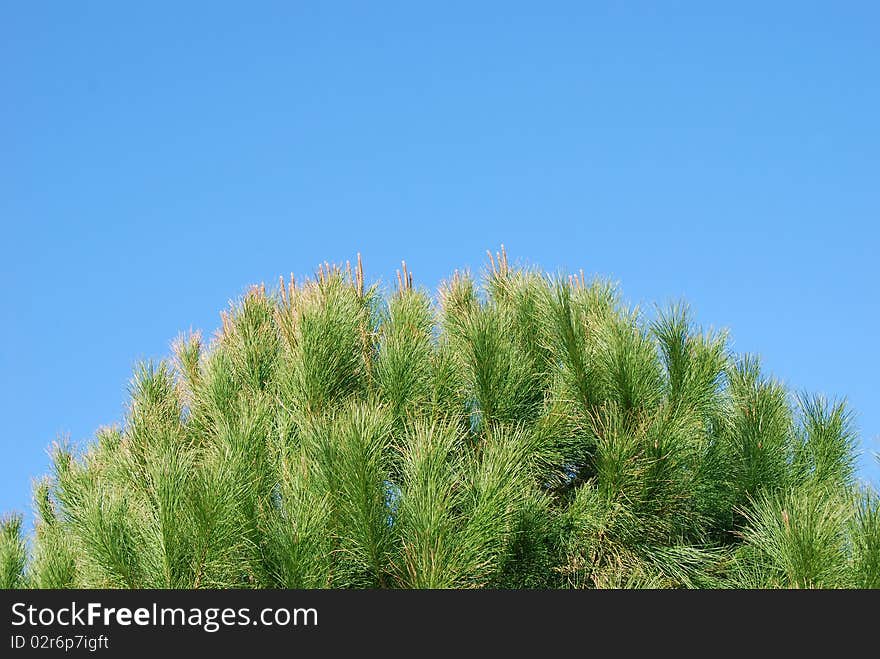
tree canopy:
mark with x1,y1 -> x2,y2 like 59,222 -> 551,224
2,249 -> 878,589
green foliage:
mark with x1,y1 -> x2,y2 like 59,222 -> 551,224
733,483 -> 851,588
849,487 -> 880,588
0,514 -> 27,588
3,249 -> 877,589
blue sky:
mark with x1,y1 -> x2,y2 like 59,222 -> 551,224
2,2 -> 878,521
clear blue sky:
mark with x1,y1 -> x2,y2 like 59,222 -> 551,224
2,2 -> 878,521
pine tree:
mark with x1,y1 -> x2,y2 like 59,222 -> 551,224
1,248 -> 877,589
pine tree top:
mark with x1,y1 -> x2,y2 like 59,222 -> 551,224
2,249 -> 878,589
